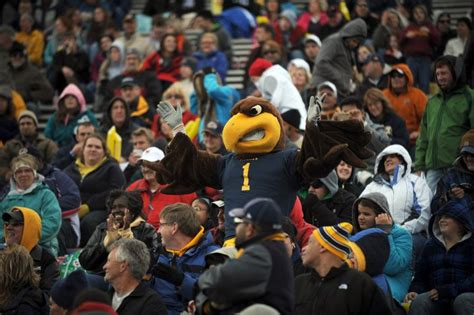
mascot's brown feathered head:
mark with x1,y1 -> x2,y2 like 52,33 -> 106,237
223,97 -> 286,155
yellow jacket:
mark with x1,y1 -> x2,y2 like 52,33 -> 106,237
16,29 -> 44,67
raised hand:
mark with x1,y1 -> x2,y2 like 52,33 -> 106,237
308,93 -> 325,123
156,101 -> 183,130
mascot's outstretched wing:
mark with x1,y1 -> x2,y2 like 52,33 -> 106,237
142,102 -> 221,194
296,94 -> 373,181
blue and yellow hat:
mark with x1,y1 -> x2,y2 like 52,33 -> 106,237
313,222 -> 353,261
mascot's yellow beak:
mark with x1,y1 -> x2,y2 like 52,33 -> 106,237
223,112 -> 281,154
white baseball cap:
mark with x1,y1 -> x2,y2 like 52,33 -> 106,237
138,147 -> 164,162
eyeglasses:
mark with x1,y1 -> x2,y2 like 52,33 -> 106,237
263,50 -> 278,55
4,221 -> 23,227
159,221 -> 174,226
390,72 -> 405,78
165,94 -> 183,100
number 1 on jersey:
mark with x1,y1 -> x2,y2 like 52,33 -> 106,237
242,162 -> 250,191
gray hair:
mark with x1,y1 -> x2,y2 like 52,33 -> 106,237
110,239 -> 150,280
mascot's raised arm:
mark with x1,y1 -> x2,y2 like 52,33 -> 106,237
144,95 -> 373,241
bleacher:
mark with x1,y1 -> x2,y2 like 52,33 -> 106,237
36,0 -> 473,132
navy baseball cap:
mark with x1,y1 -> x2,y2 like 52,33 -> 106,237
229,198 -> 283,230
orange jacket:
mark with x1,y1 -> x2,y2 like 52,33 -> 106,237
383,64 -> 427,138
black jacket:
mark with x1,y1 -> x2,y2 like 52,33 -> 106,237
370,111 -> 409,149
79,220 -> 159,275
0,286 -> 49,315
64,158 -> 126,211
303,190 -> 356,227
31,245 -> 60,293
197,235 -> 294,315
52,142 -> 76,170
109,281 -> 167,315
295,264 -> 391,315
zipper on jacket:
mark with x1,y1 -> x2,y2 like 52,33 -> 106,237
432,95 -> 446,169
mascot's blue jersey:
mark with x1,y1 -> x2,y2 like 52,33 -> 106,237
217,149 -> 301,238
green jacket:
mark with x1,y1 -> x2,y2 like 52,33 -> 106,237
415,85 -> 474,171
0,178 -> 62,256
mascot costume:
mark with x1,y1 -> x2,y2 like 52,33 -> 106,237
145,95 -> 373,244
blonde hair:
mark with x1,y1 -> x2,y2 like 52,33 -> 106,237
163,83 -> 190,111
0,245 -> 40,306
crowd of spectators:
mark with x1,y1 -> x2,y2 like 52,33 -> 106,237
1,0 -> 474,314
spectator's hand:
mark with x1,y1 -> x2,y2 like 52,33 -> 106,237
121,209 -> 132,230
71,143 -> 83,157
151,262 -> 185,286
375,213 -> 392,225
156,101 -> 183,132
409,131 -> 419,141
62,66 -> 75,78
187,300 -> 196,314
308,93 -> 325,123
406,31 -> 416,38
416,171 -> 424,177
381,11 -> 389,26
404,292 -> 417,303
107,214 -> 117,232
450,186 -> 465,199
128,152 -> 139,166
429,289 -> 439,301
420,26 -> 430,35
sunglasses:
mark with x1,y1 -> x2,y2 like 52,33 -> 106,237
4,220 -> 23,227
390,72 -> 405,78
263,50 -> 278,55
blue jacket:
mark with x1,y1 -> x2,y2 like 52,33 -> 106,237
192,50 -> 229,83
152,228 -> 219,315
0,177 -> 62,255
41,164 -> 81,218
190,73 -> 240,142
384,224 -> 413,302
353,192 -> 413,303
410,200 -> 474,300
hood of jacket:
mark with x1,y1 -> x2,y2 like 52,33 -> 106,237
256,64 -> 292,93
103,96 -> 131,130
58,83 -> 86,113
320,170 -> 339,197
387,64 -> 414,90
14,206 -> 41,252
109,39 -> 125,65
434,55 -> 466,93
374,144 -> 411,181
429,199 -> 473,241
352,192 -> 391,231
339,18 -> 368,39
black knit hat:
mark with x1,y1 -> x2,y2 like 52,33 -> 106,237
350,228 -> 390,276
51,269 -> 89,310
281,109 -> 301,130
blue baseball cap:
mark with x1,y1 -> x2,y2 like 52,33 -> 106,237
229,198 -> 283,230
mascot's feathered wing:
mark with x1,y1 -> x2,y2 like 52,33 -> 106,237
145,95 -> 373,239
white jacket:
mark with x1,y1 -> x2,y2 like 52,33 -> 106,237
256,65 -> 307,130
362,144 -> 432,234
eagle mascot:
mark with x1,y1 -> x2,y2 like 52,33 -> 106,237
145,95 -> 373,243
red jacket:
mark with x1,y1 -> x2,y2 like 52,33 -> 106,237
142,52 -> 183,83
127,179 -> 197,229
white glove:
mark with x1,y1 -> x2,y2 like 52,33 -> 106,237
308,93 -> 325,123
157,101 -> 184,135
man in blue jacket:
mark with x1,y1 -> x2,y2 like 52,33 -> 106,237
151,203 -> 219,315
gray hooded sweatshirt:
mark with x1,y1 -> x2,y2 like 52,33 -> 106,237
311,18 -> 367,98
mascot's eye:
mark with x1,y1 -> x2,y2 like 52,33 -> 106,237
247,105 -> 263,116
